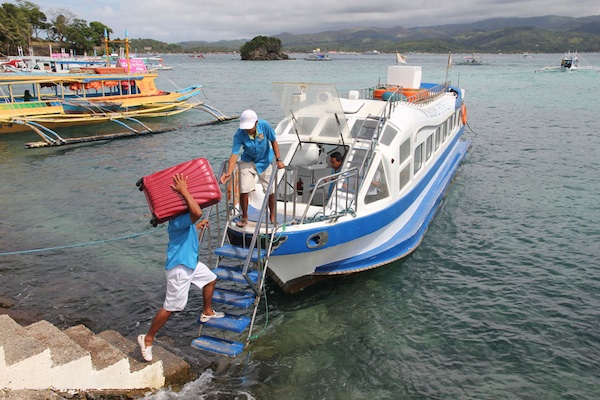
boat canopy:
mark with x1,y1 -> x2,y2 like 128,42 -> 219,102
273,82 -> 352,145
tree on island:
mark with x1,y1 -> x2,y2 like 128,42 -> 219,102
239,35 -> 289,60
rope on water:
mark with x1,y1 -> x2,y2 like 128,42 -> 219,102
0,227 -> 166,256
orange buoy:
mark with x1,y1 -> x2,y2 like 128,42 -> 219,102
402,88 -> 429,102
373,88 -> 387,99
461,103 -> 467,125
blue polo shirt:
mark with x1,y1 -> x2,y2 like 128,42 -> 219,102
165,213 -> 198,270
231,119 -> 277,174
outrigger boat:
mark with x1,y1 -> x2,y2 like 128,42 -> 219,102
189,62 -> 470,356
0,35 -> 234,148
535,51 -> 600,73
0,67 -> 232,147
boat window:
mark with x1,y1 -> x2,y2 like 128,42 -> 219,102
272,82 -> 352,145
399,139 -> 410,164
414,143 -> 423,173
279,142 -> 295,164
342,148 -> 367,194
365,162 -> 388,204
296,116 -> 321,136
380,124 -> 397,146
434,127 -> 441,150
350,118 -> 380,140
442,122 -> 448,141
426,134 -> 433,160
399,164 -> 411,191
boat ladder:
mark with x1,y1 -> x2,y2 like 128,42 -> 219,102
191,163 -> 275,357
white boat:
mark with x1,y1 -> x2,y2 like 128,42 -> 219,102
1,55 -> 106,73
216,63 -> 471,293
138,56 -> 175,71
535,51 -> 600,73
305,49 -> 331,61
457,54 -> 483,65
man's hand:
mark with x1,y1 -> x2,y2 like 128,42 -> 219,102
171,173 -> 188,193
195,219 -> 209,230
220,173 -> 231,184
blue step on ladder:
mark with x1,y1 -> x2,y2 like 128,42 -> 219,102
191,242 -> 269,357
191,164 -> 276,357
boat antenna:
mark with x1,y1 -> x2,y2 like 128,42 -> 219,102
334,113 -> 346,148
289,110 -> 302,144
445,51 -> 452,87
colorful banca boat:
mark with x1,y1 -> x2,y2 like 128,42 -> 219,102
0,66 -> 229,147
216,64 -> 471,293
62,100 -> 123,114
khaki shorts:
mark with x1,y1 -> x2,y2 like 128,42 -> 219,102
163,262 -> 216,312
239,162 -> 274,194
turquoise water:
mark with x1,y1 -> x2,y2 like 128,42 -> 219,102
1,53 -> 600,399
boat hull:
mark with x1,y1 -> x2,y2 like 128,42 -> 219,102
264,137 -> 470,293
0,71 -> 204,134
221,69 -> 470,294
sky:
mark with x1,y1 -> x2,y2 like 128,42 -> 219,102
29,0 -> 600,44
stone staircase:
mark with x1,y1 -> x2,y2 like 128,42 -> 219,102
0,314 -> 194,394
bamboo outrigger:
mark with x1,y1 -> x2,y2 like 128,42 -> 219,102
0,35 -> 234,147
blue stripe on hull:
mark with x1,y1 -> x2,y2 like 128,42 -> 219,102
270,129 -> 468,256
315,139 -> 470,274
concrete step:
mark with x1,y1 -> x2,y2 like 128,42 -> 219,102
0,315 -> 193,393
0,315 -> 52,390
97,330 -> 194,389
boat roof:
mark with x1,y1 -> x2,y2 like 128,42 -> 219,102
273,82 -> 354,145
0,73 -> 154,85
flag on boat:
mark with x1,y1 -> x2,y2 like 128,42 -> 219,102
396,52 -> 407,64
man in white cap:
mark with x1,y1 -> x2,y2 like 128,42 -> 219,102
220,110 -> 285,227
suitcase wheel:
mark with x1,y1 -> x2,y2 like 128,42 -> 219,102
150,217 -> 158,227
135,178 -> 144,191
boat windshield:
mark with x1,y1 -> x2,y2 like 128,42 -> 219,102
272,82 -> 352,145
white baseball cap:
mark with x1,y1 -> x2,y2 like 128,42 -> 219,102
239,109 -> 258,130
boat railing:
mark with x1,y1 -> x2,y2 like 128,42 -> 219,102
349,82 -> 449,111
271,166 -> 360,225
299,168 -> 360,224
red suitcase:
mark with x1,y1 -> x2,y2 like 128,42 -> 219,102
136,158 -> 222,226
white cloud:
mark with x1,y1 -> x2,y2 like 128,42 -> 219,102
30,0 -> 600,43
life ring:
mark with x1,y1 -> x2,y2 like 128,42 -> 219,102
461,103 -> 467,125
373,88 -> 387,99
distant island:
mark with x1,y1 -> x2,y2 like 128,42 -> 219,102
21,14 -> 600,57
170,15 -> 600,54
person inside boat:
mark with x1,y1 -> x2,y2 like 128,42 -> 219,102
365,168 -> 384,204
220,109 -> 285,227
138,173 -> 224,362
311,151 -> 344,206
325,151 -> 343,197
23,90 -> 32,102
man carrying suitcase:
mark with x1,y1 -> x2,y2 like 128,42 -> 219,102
138,173 -> 224,362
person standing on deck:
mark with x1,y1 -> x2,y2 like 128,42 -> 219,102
220,110 -> 285,227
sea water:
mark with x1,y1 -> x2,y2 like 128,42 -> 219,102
1,53 -> 599,399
